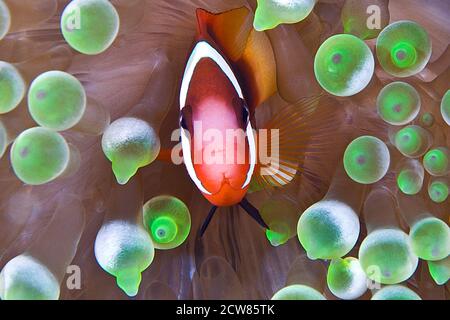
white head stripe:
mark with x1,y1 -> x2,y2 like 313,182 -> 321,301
179,41 -> 243,110
242,122 -> 257,189
179,41 -> 255,193
180,128 -> 212,195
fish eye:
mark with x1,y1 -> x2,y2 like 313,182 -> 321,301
180,112 -> 188,130
241,99 -> 250,125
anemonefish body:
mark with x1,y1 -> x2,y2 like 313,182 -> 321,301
180,31 -> 255,207
178,7 -> 321,235
179,8 -> 272,234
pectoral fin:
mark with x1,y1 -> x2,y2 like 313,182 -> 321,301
253,94 -> 345,208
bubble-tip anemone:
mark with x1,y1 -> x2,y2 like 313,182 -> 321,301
94,220 -> 155,297
101,117 -> 160,185
28,70 -> 87,131
297,200 -> 360,260
409,217 -> 450,261
376,20 -> 432,77
359,228 -> 418,285
0,0 -> 10,40
143,195 -> 191,250
371,285 -> 421,300
61,0 -> 120,55
271,284 -> 326,300
343,136 -> 390,184
427,257 -> 449,285
327,257 -> 368,300
0,255 -> 60,300
314,34 -> 374,97
423,147 -> 449,176
0,61 -> 26,114
10,127 -> 70,185
376,82 -> 421,126
253,0 -> 316,31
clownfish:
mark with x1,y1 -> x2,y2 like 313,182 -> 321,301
178,7 -> 338,236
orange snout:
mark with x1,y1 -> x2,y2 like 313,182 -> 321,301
203,182 -> 248,207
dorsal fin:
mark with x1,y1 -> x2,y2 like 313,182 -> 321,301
195,7 -> 277,110
196,7 -> 251,60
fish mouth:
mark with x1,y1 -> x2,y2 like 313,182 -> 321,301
200,171 -> 250,195
203,179 -> 248,207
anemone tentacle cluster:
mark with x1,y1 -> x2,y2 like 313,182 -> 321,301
0,0 -> 448,301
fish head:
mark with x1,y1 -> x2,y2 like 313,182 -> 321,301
179,41 -> 256,207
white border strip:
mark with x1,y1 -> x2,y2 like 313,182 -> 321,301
179,41 -> 243,110
179,40 -> 255,193
180,128 -> 212,195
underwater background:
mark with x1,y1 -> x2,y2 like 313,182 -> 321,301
0,0 -> 448,300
